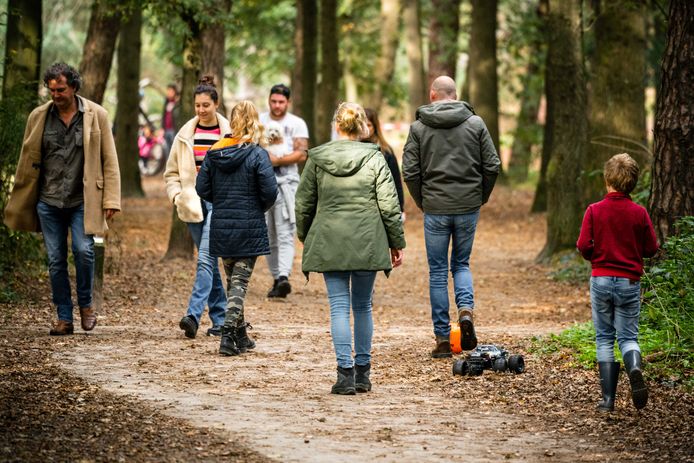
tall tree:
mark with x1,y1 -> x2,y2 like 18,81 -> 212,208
315,0 -> 338,145
366,0 -> 401,111
201,0 -> 231,117
79,0 -> 121,104
468,0 -> 500,155
539,0 -> 588,260
291,3 -> 305,112
115,6 -> 144,198
531,0 -> 551,212
585,0 -> 647,205
2,0 -> 42,110
403,0 -> 427,120
428,0 -> 460,83
298,0 -> 318,145
649,0 -> 694,243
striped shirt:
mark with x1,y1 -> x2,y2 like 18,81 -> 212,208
193,123 -> 221,171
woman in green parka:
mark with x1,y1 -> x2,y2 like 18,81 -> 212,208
295,102 -> 406,395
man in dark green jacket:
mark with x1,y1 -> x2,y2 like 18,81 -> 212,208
402,75 -> 500,358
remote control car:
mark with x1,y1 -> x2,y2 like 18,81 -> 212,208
452,344 -> 525,376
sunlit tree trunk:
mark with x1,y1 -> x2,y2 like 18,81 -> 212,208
649,0 -> 694,244
586,0 -> 647,205
469,0 -> 500,156
2,0 -> 41,110
403,0 -> 427,120
115,7 -> 144,198
315,0 -> 339,145
367,0 -> 401,111
201,0 -> 231,117
79,0 -> 121,104
427,0 -> 460,83
538,0 -> 588,260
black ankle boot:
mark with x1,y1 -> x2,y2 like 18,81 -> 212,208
597,361 -> 620,412
331,366 -> 356,395
219,326 -> 240,356
355,363 -> 371,393
623,350 -> 648,409
234,323 -> 256,353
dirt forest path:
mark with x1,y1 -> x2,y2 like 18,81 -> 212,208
2,177 -> 692,462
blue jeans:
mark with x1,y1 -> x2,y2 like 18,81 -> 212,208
591,276 -> 642,362
323,271 -> 377,369
36,201 -> 94,322
424,211 -> 480,337
186,201 -> 226,326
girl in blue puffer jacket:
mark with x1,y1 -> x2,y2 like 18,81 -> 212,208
196,101 -> 278,356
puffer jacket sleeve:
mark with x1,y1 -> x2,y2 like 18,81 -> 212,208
295,157 -> 318,243
374,156 -> 406,250
195,156 -> 213,202
255,147 -> 278,212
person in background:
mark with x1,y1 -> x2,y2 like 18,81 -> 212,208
4,62 -> 121,335
196,100 -> 278,356
259,84 -> 309,298
295,102 -> 405,395
577,153 -> 659,412
162,83 -> 180,156
363,108 -> 405,221
164,75 -> 229,339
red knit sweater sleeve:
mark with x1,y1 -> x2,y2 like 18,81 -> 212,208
642,210 -> 659,258
576,206 -> 594,260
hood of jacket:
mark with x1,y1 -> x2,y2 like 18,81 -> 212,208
415,100 -> 475,129
206,143 -> 257,173
308,140 -> 380,177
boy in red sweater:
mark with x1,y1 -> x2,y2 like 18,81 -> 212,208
577,153 -> 659,412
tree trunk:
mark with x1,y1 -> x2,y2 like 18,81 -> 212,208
2,0 -> 42,110
367,0 -> 401,111
508,60 -> 543,183
531,0 -> 551,213
403,0 -> 427,120
586,0 -> 647,205
79,0 -> 121,104
315,0 -> 338,145
468,0 -> 500,156
291,3 -> 304,113
115,7 -> 144,198
538,0 -> 588,260
201,0 -> 231,117
649,0 -> 694,244
295,0 -> 318,146
427,0 -> 460,83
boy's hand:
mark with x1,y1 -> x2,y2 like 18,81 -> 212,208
391,248 -> 404,268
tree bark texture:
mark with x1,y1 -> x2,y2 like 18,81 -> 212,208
367,0 -> 401,111
427,0 -> 460,84
468,0 -> 500,155
403,0 -> 427,120
291,3 -> 305,113
586,0 -> 647,205
539,0 -> 588,260
115,7 -> 144,198
201,0 -> 231,117
531,0 -> 551,213
79,0 -> 121,105
3,0 -> 42,110
315,0 -> 339,145
299,0 -> 318,146
649,0 -> 694,243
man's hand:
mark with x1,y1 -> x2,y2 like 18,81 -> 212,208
391,248 -> 404,268
268,153 -> 281,166
104,209 -> 118,221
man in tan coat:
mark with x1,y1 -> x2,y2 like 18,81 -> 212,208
4,62 -> 121,335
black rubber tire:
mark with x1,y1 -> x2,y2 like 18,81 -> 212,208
469,363 -> 484,376
452,359 -> 469,376
492,357 -> 507,372
508,355 -> 525,374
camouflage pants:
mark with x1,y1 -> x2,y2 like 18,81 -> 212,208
222,257 -> 257,328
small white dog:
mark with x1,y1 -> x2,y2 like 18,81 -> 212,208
265,121 -> 290,176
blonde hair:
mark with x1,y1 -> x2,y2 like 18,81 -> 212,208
230,100 -> 266,145
604,153 -> 639,194
334,102 -> 369,138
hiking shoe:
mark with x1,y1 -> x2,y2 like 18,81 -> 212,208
206,325 -> 222,337
267,279 -> 280,298
275,276 -> 291,298
234,323 -> 256,353
49,320 -> 74,336
331,366 -> 356,395
219,326 -> 240,356
355,363 -> 372,393
457,308 -> 477,350
431,335 -> 452,358
179,315 -> 198,339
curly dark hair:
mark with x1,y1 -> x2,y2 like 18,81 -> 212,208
43,62 -> 82,91
194,74 -> 218,103
269,83 -> 291,99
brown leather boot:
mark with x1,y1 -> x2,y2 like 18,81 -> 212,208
79,307 -> 97,331
50,320 -> 74,336
457,308 -> 478,350
431,335 -> 452,358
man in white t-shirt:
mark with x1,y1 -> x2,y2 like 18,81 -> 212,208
259,84 -> 309,298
